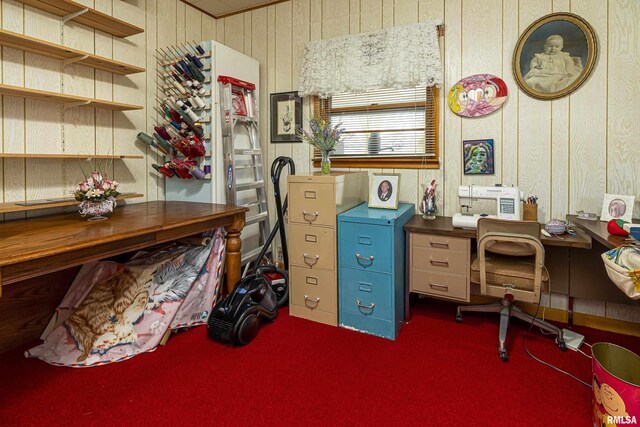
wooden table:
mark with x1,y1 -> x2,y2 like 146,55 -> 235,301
404,215 -> 592,249
0,201 -> 247,353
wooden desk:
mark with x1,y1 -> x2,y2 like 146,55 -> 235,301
404,216 -> 592,249
565,215 -> 640,305
0,201 -> 247,353
404,215 -> 639,317
567,214 -> 638,249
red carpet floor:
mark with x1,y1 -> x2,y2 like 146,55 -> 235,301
1,298 -> 638,426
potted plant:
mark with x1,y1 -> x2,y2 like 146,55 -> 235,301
297,117 -> 344,175
74,171 -> 120,221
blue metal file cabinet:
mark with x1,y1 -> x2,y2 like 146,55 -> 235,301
337,203 -> 414,339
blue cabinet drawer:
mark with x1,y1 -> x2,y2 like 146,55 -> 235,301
339,267 -> 393,323
338,222 -> 391,273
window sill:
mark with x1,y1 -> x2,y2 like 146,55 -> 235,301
312,157 -> 440,169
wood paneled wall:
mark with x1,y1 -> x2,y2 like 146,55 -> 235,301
216,0 -> 640,323
0,0 -> 216,220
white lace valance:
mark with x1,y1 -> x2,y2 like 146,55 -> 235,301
298,21 -> 443,98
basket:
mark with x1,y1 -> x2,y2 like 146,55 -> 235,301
601,245 -> 640,300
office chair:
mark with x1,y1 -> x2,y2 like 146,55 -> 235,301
456,218 -> 566,361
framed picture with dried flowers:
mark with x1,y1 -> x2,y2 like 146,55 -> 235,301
270,91 -> 302,143
513,12 -> 598,100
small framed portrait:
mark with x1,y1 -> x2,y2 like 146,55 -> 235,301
369,173 -> 400,210
513,12 -> 598,100
270,91 -> 302,143
463,139 -> 494,175
600,194 -> 635,223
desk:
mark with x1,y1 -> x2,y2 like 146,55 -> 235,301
567,214 -> 638,249
0,201 -> 247,353
566,215 -> 640,305
403,215 -> 640,320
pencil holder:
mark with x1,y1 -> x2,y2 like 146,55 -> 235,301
523,203 -> 538,221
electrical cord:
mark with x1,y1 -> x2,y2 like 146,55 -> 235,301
522,266 -> 592,388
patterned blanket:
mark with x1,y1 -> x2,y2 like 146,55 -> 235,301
26,229 -> 225,367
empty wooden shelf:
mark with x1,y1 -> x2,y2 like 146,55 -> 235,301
0,153 -> 144,159
0,28 -> 144,75
0,84 -> 143,111
0,193 -> 144,214
14,0 -> 144,38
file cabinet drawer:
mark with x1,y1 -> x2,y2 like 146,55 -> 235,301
412,233 -> 469,253
289,183 -> 334,227
289,224 -> 335,270
290,266 -> 337,325
338,222 -> 391,273
339,268 -> 392,322
412,247 -> 469,275
410,270 -> 469,302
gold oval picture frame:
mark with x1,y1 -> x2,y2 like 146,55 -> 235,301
513,12 -> 597,100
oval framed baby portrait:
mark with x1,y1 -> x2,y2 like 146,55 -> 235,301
513,12 -> 598,100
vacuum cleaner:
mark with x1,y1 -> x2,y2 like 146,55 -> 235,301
207,156 -> 295,345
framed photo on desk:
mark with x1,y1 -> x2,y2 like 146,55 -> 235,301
600,194 -> 635,223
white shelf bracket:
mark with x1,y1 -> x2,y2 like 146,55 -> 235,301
64,100 -> 91,110
62,55 -> 89,68
62,8 -> 89,23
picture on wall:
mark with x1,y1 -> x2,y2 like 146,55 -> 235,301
270,92 -> 302,143
513,12 -> 598,100
448,74 -> 508,118
463,139 -> 494,175
369,173 -> 400,210
600,194 -> 635,223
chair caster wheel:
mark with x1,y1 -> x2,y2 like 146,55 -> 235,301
499,351 -> 508,362
455,314 -> 463,323
558,341 -> 567,352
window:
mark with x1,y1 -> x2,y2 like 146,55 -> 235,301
313,86 -> 439,169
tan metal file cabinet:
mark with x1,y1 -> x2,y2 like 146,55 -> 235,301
287,172 -> 367,326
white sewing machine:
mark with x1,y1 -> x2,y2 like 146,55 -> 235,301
452,185 -> 523,229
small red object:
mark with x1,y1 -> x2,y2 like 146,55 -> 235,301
217,75 -> 256,90
607,219 -> 629,236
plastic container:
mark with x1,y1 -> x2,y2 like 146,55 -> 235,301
592,342 -> 640,427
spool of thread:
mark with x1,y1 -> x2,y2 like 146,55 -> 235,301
154,126 -> 171,141
203,164 -> 211,175
192,95 -> 206,108
190,165 -> 206,179
137,132 -> 154,146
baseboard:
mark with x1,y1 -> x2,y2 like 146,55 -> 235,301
573,313 -> 640,338
466,295 -> 639,337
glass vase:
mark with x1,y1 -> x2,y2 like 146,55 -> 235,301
320,151 -> 331,175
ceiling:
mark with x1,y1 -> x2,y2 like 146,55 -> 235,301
184,0 -> 279,18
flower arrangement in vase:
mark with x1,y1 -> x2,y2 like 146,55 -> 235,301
74,171 -> 120,221
297,117 -> 344,175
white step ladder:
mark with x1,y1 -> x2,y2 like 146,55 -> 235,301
218,75 -> 271,268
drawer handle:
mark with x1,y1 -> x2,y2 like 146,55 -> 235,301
304,295 -> 320,307
429,282 -> 449,291
303,253 -> 320,267
302,211 -> 319,224
430,241 -> 449,249
355,253 -> 375,268
429,259 -> 449,267
356,299 -> 375,311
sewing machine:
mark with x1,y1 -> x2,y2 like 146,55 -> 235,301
452,185 -> 523,229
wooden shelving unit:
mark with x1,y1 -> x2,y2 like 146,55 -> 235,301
0,193 -> 144,214
0,84 -> 143,111
0,29 -> 144,75
14,0 -> 143,38
0,153 -> 144,159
